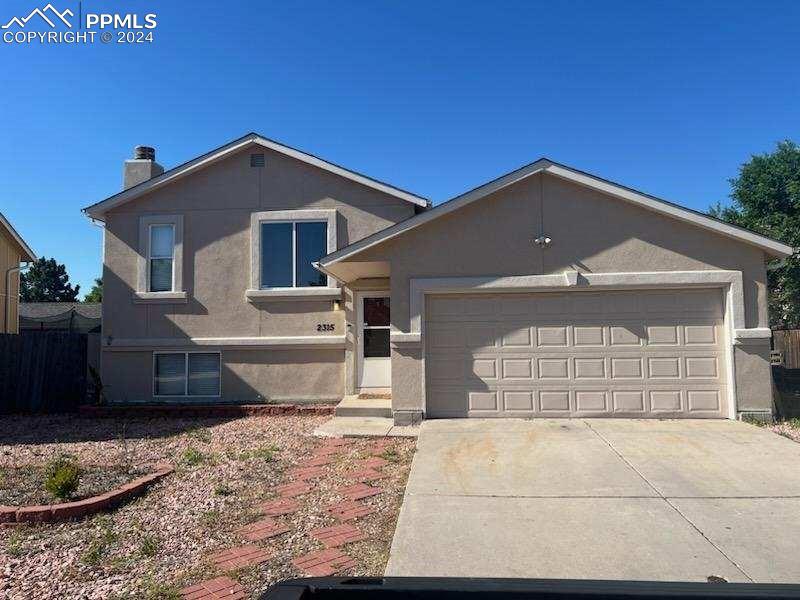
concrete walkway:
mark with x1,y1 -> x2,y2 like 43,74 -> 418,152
386,419 -> 800,583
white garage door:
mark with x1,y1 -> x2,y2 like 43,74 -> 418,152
425,289 -> 728,418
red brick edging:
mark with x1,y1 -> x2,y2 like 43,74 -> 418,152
0,464 -> 173,524
78,403 -> 335,419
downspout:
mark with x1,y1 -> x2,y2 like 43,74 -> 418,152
5,262 -> 29,333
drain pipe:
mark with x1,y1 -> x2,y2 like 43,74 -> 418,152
5,263 -> 29,332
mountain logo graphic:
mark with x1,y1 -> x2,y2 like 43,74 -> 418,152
2,3 -> 74,29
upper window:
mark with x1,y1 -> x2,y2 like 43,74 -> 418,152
148,224 -> 175,292
260,221 -> 328,288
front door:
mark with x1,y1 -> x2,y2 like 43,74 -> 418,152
358,294 -> 391,389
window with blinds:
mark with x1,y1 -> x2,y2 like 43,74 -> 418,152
149,224 -> 174,292
154,352 -> 220,397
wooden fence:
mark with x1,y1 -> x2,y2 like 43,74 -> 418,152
773,329 -> 800,369
0,332 -> 87,413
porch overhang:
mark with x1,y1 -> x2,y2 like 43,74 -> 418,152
314,260 -> 390,284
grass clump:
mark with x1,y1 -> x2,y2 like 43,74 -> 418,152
186,427 -> 212,443
45,454 -> 82,500
213,483 -> 233,496
139,534 -> 158,557
180,446 -> 208,466
239,444 -> 278,462
82,518 -> 117,566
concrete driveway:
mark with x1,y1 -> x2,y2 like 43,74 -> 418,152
386,419 -> 800,583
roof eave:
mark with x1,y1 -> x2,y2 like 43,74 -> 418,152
0,212 -> 36,262
82,133 -> 430,220
320,159 -> 794,266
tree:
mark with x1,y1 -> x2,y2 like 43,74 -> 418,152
84,278 -> 103,303
710,140 -> 800,328
20,257 -> 80,302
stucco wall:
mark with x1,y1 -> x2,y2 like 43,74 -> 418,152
103,347 -> 343,403
101,143 -> 416,403
354,173 -> 773,416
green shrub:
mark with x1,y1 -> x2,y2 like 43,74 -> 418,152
44,454 -> 82,500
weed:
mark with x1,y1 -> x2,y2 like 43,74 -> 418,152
5,530 -> 24,557
181,446 -> 208,466
200,509 -> 221,527
187,427 -> 212,444
82,516 -> 118,566
139,534 -> 158,557
239,444 -> 278,462
788,418 -> 800,430
136,575 -> 181,600
380,448 -> 399,462
214,483 -> 233,496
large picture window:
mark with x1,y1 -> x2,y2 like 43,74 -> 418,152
154,352 -> 221,397
260,221 -> 328,288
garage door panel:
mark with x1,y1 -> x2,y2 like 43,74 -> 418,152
610,357 -> 644,379
501,358 -> 534,379
503,390 -> 534,411
574,326 -> 605,346
501,325 -> 533,347
575,390 -> 608,412
537,326 -> 569,347
425,289 -> 728,419
650,390 -> 683,412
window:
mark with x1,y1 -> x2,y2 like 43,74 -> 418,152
260,221 -> 328,288
148,224 -> 174,292
154,352 -> 220,397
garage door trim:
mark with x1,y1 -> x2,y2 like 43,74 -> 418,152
407,270 -> 745,419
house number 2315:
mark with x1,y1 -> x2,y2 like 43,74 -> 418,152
316,323 -> 335,332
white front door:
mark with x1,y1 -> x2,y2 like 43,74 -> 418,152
358,293 -> 391,389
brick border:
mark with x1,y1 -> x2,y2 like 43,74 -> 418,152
78,404 -> 335,419
0,464 -> 173,524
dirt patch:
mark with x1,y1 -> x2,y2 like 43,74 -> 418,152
0,414 -> 415,600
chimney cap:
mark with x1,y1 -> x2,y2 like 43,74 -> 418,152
134,145 -> 155,161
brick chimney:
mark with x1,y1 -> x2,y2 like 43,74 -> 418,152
123,145 -> 164,189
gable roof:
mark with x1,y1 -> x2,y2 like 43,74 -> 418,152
20,302 -> 102,321
0,212 -> 35,262
83,133 -> 430,220
320,158 -> 795,267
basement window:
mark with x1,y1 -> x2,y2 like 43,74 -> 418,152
154,352 -> 221,397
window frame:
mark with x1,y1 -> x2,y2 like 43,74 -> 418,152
249,209 -> 337,294
152,351 -> 222,398
136,214 -> 185,302
147,223 -> 175,292
259,219 -> 329,289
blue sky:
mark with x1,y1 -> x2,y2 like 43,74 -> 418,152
2,0 -> 799,296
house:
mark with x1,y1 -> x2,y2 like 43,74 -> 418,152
19,302 -> 102,334
83,134 -> 793,422
0,213 -> 36,334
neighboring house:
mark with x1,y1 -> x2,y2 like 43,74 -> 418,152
0,213 -> 36,334
19,302 -> 102,333
83,133 -> 794,422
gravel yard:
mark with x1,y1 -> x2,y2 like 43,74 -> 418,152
769,418 -> 800,443
0,414 -> 415,599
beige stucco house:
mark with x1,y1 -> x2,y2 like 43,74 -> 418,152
1,213 -> 36,334
84,133 -> 794,423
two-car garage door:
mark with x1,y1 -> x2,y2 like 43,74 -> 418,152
425,289 -> 728,418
